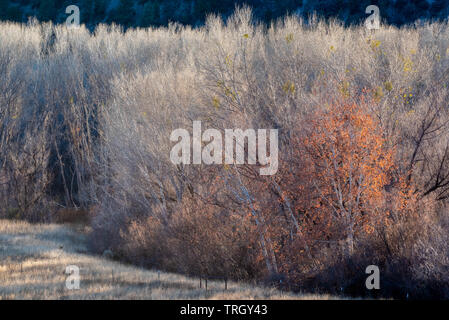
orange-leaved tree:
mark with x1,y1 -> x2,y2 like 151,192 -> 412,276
285,98 -> 396,257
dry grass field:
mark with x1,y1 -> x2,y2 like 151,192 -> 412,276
0,219 -> 334,300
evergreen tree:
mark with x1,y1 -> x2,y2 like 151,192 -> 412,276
0,0 -> 445,28
160,0 -> 178,24
195,0 -> 222,19
177,0 -> 194,25
323,0 -> 345,18
6,5 -> 22,22
402,1 -> 419,22
81,0 -> 94,24
93,0 -> 108,21
262,0 -> 276,22
141,1 -> 161,27
38,0 -> 56,22
111,0 -> 136,27
0,0 -> 9,20
412,0 -> 430,11
377,0 -> 391,12
347,0 -> 362,14
430,0 -> 448,18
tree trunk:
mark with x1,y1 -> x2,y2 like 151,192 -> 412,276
346,219 -> 354,257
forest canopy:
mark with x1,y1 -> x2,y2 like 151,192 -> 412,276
0,0 -> 447,28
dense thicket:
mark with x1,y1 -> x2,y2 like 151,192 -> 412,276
0,0 -> 448,28
0,8 -> 448,298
